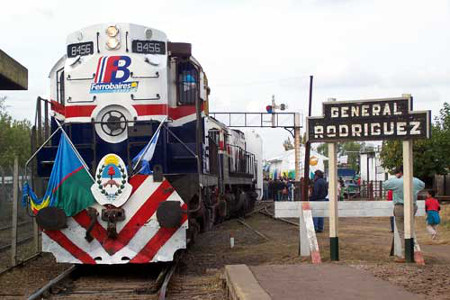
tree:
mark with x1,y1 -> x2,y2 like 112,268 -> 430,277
0,96 -> 32,169
341,142 -> 362,171
283,137 -> 294,151
380,102 -> 450,181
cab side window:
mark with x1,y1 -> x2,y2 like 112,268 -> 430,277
56,68 -> 65,105
177,61 -> 198,105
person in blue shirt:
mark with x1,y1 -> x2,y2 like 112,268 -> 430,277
383,166 -> 425,262
310,170 -> 328,232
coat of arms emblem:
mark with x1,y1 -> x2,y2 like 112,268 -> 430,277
91,154 -> 132,207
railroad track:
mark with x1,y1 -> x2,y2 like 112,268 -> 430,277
0,220 -> 33,232
237,218 -> 270,241
27,254 -> 182,300
258,205 -> 300,227
0,235 -> 34,252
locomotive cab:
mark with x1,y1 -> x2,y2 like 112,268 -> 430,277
39,23 -> 209,178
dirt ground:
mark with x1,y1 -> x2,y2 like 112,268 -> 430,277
171,202 -> 450,299
0,202 -> 449,299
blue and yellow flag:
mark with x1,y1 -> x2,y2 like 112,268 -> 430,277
22,134 -> 95,216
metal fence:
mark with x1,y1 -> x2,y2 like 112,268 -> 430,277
0,158 -> 40,273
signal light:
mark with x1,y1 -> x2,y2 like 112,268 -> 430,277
266,105 -> 273,113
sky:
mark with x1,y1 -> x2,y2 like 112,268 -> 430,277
1,0 -> 449,159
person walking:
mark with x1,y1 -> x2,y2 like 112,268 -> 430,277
287,179 -> 294,201
280,179 -> 288,201
387,189 -> 394,232
425,190 -> 441,240
273,179 -> 280,201
309,170 -> 328,232
263,178 -> 269,200
269,179 -> 275,201
383,166 -> 425,262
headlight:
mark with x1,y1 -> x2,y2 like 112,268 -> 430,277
106,25 -> 119,37
145,28 -> 153,39
106,38 -> 120,49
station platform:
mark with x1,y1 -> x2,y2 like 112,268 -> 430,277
224,264 -> 422,300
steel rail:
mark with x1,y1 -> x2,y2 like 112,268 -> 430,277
237,218 -> 270,241
0,220 -> 33,232
158,257 -> 181,300
0,235 -> 34,252
27,265 -> 77,300
259,207 -> 300,227
0,252 -> 41,277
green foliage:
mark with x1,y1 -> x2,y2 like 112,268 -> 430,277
380,102 -> 450,179
0,97 -> 31,169
341,141 -> 362,171
283,137 -> 294,151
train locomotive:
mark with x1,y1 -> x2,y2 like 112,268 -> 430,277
28,23 -> 263,264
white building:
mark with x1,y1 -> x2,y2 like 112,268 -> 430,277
360,147 -> 390,182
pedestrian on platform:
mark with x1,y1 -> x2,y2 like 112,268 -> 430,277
273,179 -> 279,201
382,166 -> 425,262
263,178 -> 269,200
281,178 -> 289,201
269,179 -> 275,201
425,190 -> 441,240
387,189 -> 394,232
309,170 -> 328,232
287,179 -> 293,201
277,179 -> 285,201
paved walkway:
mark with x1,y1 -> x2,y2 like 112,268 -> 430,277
251,264 -> 423,300
226,264 -> 423,300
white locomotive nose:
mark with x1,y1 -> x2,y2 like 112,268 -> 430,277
94,105 -> 132,143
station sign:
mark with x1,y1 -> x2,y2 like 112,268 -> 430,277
307,96 -> 431,142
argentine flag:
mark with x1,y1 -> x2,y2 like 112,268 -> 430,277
132,120 -> 165,175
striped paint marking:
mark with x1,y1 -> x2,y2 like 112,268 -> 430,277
130,204 -> 188,263
44,229 -> 96,264
52,103 -> 203,121
43,175 -> 188,264
73,179 -> 173,255
301,202 -> 322,264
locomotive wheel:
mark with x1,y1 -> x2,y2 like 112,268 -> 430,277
244,192 -> 257,215
188,219 -> 200,244
215,199 -> 227,223
200,205 -> 213,233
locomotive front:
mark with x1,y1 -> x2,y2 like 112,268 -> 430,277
28,23 -> 260,265
34,23 -> 209,264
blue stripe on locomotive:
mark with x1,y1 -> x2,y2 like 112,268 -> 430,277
37,118 -> 200,177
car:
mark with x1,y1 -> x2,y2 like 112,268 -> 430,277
342,179 -> 359,198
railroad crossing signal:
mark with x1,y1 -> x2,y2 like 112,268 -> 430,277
267,95 -> 287,127
266,95 -> 287,114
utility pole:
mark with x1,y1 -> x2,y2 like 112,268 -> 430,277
271,95 -> 276,128
302,76 -> 313,201
294,113 -> 301,183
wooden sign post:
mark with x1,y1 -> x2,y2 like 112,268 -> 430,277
306,95 -> 431,262
403,139 -> 415,262
328,142 -> 339,260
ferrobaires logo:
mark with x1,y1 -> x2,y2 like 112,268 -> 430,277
90,56 -> 139,94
